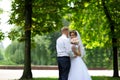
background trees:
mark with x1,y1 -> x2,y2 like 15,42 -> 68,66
66,0 -> 120,77
0,0 -> 119,79
9,0 -> 69,79
0,0 -> 4,42
101,0 -> 120,77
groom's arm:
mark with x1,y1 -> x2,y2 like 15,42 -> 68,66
64,38 -> 73,54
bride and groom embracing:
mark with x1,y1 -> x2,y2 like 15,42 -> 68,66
56,27 -> 92,80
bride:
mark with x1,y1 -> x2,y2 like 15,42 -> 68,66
68,30 -> 92,80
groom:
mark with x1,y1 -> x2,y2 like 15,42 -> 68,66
56,27 -> 77,80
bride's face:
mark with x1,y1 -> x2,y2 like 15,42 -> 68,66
70,33 -> 76,39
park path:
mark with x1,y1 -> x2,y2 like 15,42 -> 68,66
0,69 -> 119,80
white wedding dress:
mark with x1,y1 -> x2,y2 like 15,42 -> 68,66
68,30 -> 92,80
68,56 -> 92,80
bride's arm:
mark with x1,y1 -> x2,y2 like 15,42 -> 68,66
77,45 -> 81,56
71,45 -> 81,56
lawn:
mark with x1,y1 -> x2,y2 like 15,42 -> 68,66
33,76 -> 120,80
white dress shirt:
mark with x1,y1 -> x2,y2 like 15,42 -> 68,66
56,34 -> 72,57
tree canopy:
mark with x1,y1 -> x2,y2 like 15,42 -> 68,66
0,0 -> 4,41
8,0 -> 71,41
9,0 -> 120,49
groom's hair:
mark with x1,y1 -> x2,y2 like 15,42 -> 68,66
61,27 -> 69,33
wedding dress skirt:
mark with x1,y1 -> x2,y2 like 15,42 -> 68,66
68,56 -> 92,80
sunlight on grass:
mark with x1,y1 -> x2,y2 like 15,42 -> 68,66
92,76 -> 120,80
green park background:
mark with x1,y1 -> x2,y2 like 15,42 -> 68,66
0,0 -> 120,80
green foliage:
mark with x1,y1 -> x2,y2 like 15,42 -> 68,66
0,0 -> 4,41
5,0 -> 120,72
5,41 -> 24,64
5,35 -> 57,65
31,35 -> 51,65
47,31 -> 61,65
0,43 -> 4,61
66,1 -> 120,73
104,0 -> 120,47
8,26 -> 25,41
0,53 -> 3,60
5,34 -> 120,69
66,0 -> 108,49
0,60 -> 16,65
9,0 -> 71,40
0,0 -> 3,14
0,30 -> 4,41
0,1 -> 4,41
0,8 -> 3,14
7,0 -> 120,47
0,43 -> 15,65
0,54 -> 3,61
84,47 -> 113,69
66,0 -> 120,49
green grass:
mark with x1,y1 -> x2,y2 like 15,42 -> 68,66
92,76 -> 120,80
32,76 -> 120,80
0,60 -> 16,65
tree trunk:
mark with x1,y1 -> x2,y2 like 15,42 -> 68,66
20,0 -> 32,79
101,0 -> 119,77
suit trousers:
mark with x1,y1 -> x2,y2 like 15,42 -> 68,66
57,56 -> 71,80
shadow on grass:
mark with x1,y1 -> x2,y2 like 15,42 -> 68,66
32,76 -> 120,80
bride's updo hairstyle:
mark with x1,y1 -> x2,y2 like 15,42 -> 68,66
69,30 -> 77,36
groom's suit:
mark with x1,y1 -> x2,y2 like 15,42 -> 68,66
56,34 -> 72,80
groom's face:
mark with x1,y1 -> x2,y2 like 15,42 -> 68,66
61,27 -> 69,37
66,30 -> 70,37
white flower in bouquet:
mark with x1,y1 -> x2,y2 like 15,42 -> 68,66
70,38 -> 79,45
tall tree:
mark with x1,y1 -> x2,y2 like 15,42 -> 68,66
20,0 -> 32,79
9,0 -> 69,79
101,0 -> 119,77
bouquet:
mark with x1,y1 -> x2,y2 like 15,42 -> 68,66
69,38 -> 79,57
70,38 -> 79,45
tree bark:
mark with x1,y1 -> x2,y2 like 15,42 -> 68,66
20,0 -> 32,79
101,0 -> 119,77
